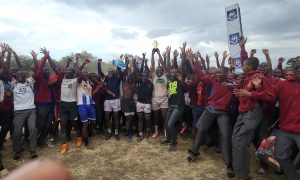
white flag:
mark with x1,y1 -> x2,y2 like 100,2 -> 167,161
225,3 -> 243,73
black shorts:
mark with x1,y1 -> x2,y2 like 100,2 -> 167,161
121,98 -> 136,113
59,101 -> 78,121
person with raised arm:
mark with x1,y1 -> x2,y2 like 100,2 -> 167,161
186,57 -> 236,178
150,47 -> 170,138
232,38 -> 275,179
74,55 -> 95,149
99,58 -> 122,141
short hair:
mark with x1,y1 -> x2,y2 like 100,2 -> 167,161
246,57 -> 259,70
219,67 -> 229,73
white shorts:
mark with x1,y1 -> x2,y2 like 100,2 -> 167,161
104,99 -> 121,112
136,101 -> 151,114
152,96 -> 169,111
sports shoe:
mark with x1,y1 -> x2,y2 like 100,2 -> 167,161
60,143 -> 68,154
30,151 -> 38,159
47,140 -> 54,149
125,133 -> 132,143
137,135 -> 144,142
227,166 -> 235,178
160,139 -> 171,145
257,168 -> 265,175
187,149 -> 200,162
105,133 -> 112,140
76,137 -> 82,147
114,134 -> 120,141
152,132 -> 159,138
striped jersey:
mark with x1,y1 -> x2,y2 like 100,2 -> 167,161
77,80 -> 94,105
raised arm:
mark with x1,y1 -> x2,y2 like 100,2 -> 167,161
214,51 -> 220,68
205,54 -> 210,69
30,50 -> 39,73
97,59 -> 105,77
238,36 -> 248,66
221,51 -> 229,68
166,46 -> 171,70
65,58 -> 72,69
48,54 -> 59,75
193,62 -> 213,85
277,57 -> 285,71
74,54 -> 83,82
263,49 -> 272,74
197,51 -> 207,71
80,59 -> 90,71
140,53 -> 146,73
173,50 -> 179,69
157,49 -> 167,72
150,48 -> 155,74
12,50 -> 23,68
35,47 -> 49,78
0,48 -> 12,81
250,49 -> 256,58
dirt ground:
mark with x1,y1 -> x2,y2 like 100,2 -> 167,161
2,134 -> 293,180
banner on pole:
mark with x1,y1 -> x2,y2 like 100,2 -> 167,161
225,3 -> 243,73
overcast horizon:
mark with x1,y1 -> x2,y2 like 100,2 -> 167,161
0,0 -> 299,66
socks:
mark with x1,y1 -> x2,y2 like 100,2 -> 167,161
139,132 -> 143,137
107,129 -> 112,134
115,129 -> 119,135
155,125 -> 159,132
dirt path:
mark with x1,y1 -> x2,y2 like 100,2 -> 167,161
3,135 -> 290,180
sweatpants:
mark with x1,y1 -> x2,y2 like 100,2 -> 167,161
165,107 -> 182,144
232,106 -> 263,178
36,106 -> 54,146
275,130 -> 300,180
0,111 -> 13,148
12,108 -> 37,153
191,106 -> 232,166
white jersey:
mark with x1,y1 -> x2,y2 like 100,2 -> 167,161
61,78 -> 77,102
152,73 -> 168,98
77,80 -> 94,105
13,78 -> 35,111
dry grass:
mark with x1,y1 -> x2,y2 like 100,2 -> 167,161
3,134 -> 292,180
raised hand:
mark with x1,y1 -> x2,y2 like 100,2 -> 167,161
262,49 -> 269,56
250,49 -> 256,57
30,50 -> 38,59
222,51 -> 229,59
152,48 -> 156,55
238,36 -> 247,47
142,52 -> 146,58
214,51 -> 219,59
165,46 -> 171,54
97,58 -> 102,64
40,47 -> 49,56
0,43 -> 6,51
197,51 -> 202,59
179,42 -> 187,54
173,50 -> 179,58
278,57 -> 285,64
206,54 -> 210,62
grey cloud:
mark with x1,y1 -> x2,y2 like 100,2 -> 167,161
111,27 -> 138,39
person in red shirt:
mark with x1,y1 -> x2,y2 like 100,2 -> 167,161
187,61 -> 236,178
232,38 -> 275,179
273,61 -> 300,180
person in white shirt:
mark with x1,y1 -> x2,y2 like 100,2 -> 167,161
12,69 -> 38,160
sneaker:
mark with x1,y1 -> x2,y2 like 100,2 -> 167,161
187,149 -> 200,162
227,166 -> 235,178
152,132 -> 159,138
30,151 -> 38,159
160,139 -> 171,145
137,135 -> 144,142
125,135 -> 132,142
76,137 -> 82,147
105,133 -> 112,140
180,126 -> 187,135
168,143 -> 177,152
114,134 -> 120,141
0,168 -> 9,177
47,140 -> 54,149
13,152 -> 21,160
85,143 -> 94,150
257,168 -> 265,175
60,143 -> 68,154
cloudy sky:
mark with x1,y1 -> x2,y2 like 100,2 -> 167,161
0,0 -> 299,66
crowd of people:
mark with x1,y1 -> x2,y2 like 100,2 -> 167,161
0,38 -> 299,180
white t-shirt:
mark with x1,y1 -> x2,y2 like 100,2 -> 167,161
61,78 -> 77,102
77,80 -> 94,105
152,73 -> 168,98
13,78 -> 35,111
0,80 -> 4,102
